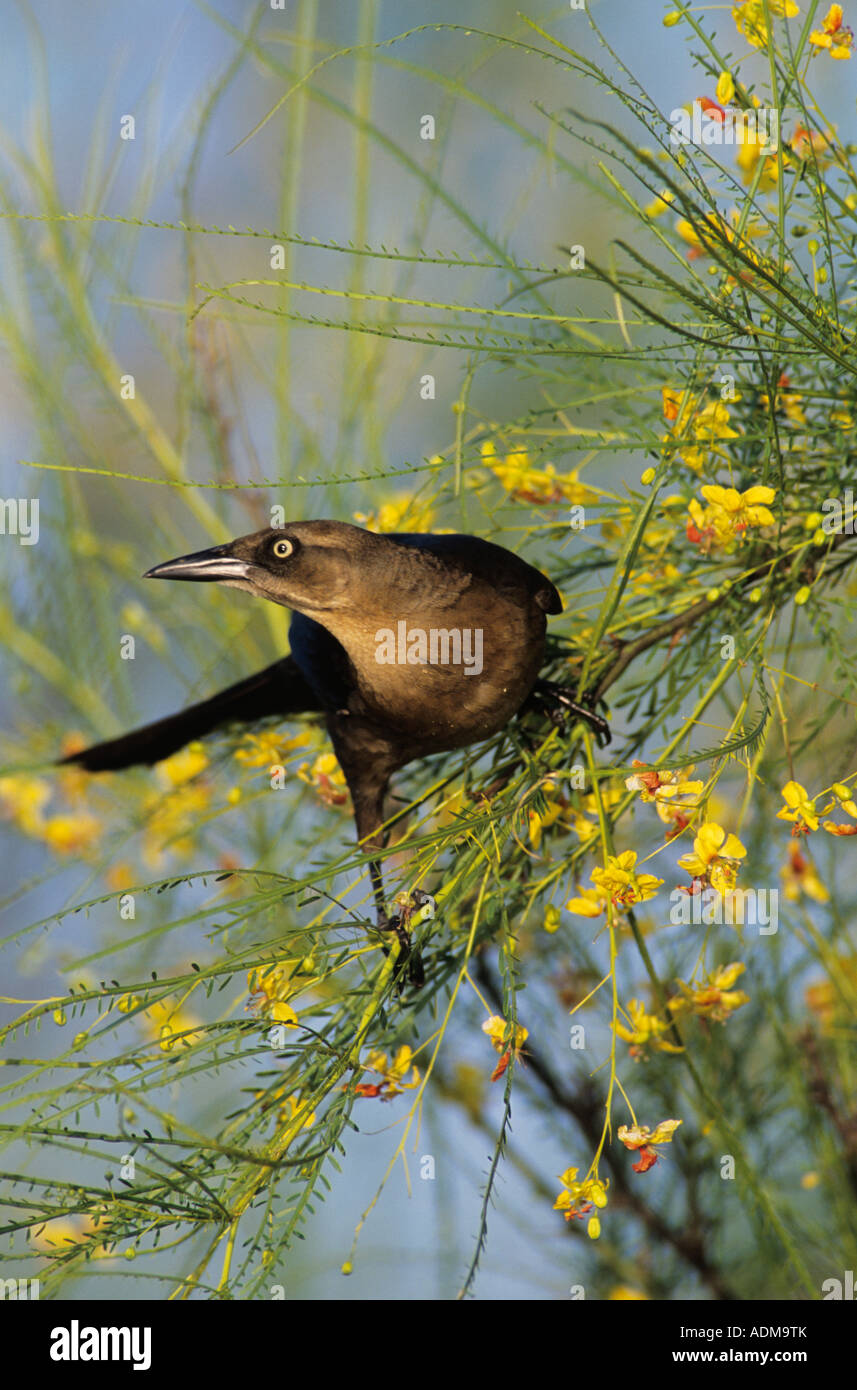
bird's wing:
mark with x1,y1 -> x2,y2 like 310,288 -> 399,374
288,611 -> 355,710
388,532 -> 562,614
61,655 -> 321,772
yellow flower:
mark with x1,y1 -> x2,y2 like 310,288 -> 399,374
354,497 -> 436,533
481,439 -> 591,506
482,1014 -> 527,1053
676,210 -> 769,281
156,743 -> 208,787
234,729 -> 309,769
614,999 -> 684,1057
662,387 -> 682,423
564,886 -> 605,918
821,780 -> 857,835
566,850 -> 663,917
142,783 -> 210,867
528,782 -> 568,849
734,128 -> 779,190
716,71 -> 736,104
776,780 -> 821,833
809,4 -> 854,57
40,812 -> 101,855
668,396 -> 740,473
644,189 -> 675,219
247,963 -> 300,1020
0,774 -> 51,834
297,752 -> 349,807
781,841 -> 829,902
705,484 -> 775,525
554,1167 -> 609,1232
677,822 -> 746,894
610,1285 -> 649,1300
142,1002 -> 204,1052
688,484 -> 776,552
625,762 -> 704,837
669,962 -> 750,1022
733,0 -> 799,50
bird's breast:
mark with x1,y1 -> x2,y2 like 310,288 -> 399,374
348,604 -> 545,748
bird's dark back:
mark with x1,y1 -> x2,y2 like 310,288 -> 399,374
389,532 -> 562,615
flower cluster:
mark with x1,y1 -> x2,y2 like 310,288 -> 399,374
663,390 -> 740,472
809,5 -> 854,58
553,1167 -> 609,1238
669,962 -> 750,1024
732,0 -> 799,51
480,440 -> 590,506
565,850 -> 663,918
354,1045 -> 421,1100
686,485 -> 776,552
615,999 -> 684,1058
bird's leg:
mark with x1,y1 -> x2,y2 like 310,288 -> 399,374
531,678 -> 611,746
347,771 -> 426,987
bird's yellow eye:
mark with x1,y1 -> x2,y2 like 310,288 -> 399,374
272,538 -> 294,559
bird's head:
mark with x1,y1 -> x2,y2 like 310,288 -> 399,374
144,522 -> 380,618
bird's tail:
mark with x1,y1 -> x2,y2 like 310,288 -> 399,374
60,656 -> 321,772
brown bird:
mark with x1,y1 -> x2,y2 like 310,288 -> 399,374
61,522 -> 608,980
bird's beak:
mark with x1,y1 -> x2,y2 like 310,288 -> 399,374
143,544 -> 253,584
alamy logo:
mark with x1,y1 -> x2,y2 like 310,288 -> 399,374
0,498 -> 39,545
50,1320 -> 152,1371
669,886 -> 778,934
822,1270 -> 857,1299
375,622 -> 483,675
821,492 -> 857,534
0,1276 -> 39,1299
669,99 -> 779,151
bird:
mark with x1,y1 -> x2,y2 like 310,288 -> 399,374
60,521 -> 609,982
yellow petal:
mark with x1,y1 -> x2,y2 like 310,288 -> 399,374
743,485 -> 776,505
565,896 -> 604,918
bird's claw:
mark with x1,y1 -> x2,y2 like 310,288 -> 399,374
377,889 -> 434,988
534,680 -> 611,747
